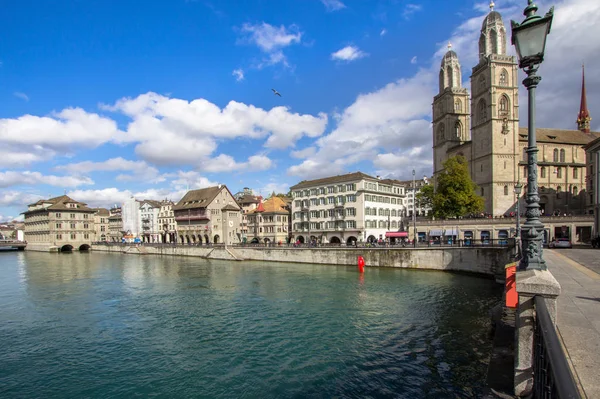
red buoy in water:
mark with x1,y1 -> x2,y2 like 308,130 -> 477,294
358,255 -> 365,273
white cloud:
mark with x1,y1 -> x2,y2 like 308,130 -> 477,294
321,0 -> 345,11
102,92 -> 327,165
331,45 -> 368,62
14,92 -> 29,101
0,108 -> 121,157
55,157 -> 164,183
0,171 -> 94,189
200,154 -> 273,173
238,22 -> 302,68
0,191 -> 44,210
291,147 -> 317,159
232,68 -> 245,81
380,29 -> 387,36
411,56 -> 418,64
403,4 -> 422,19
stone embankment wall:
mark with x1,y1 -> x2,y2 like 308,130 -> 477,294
92,245 -> 511,276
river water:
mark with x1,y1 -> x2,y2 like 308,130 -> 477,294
0,251 -> 501,398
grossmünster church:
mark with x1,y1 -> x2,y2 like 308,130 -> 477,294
433,2 -> 596,217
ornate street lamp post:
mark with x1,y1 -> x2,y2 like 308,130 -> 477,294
511,0 -> 554,271
514,182 -> 523,257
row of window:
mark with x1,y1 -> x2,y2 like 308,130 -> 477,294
55,223 -> 91,229
255,226 -> 288,233
294,221 -> 358,230
293,208 -> 356,219
294,184 -> 357,198
55,213 -> 90,219
248,215 -> 288,223
522,148 -> 574,163
364,194 -> 403,204
364,220 -> 401,228
295,195 -> 357,208
364,208 -> 403,217
522,166 -> 580,179
56,233 -> 90,240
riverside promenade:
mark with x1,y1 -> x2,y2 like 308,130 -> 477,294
545,248 -> 600,398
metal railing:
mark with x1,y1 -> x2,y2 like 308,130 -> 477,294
533,296 -> 581,399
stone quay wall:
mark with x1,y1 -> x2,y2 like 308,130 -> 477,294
92,244 -> 512,277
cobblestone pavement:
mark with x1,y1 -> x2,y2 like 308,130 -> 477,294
549,246 -> 600,275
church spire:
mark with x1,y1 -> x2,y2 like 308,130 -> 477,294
577,64 -> 592,133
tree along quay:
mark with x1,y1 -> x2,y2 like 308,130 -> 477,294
91,242 -> 513,277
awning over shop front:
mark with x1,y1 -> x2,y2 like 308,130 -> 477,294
385,231 -> 408,238
429,229 -> 443,236
444,228 -> 459,236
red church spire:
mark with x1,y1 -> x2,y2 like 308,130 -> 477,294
577,64 -> 592,133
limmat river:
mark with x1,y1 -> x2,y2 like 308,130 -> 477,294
0,251 -> 501,398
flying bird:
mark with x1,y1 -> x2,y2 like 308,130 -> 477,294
271,88 -> 282,97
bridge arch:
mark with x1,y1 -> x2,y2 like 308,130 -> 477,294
79,244 -> 91,251
60,244 -> 74,252
346,236 -> 357,246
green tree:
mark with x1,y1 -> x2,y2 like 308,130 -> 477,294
431,156 -> 484,218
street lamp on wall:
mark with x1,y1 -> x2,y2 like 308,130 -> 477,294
511,0 -> 554,271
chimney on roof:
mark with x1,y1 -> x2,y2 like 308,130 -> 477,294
376,175 -> 381,180
577,64 -> 592,133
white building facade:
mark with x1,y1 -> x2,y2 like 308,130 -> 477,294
121,197 -> 141,238
290,172 -> 408,245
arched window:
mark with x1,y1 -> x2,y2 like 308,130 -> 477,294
557,167 -> 562,178
455,121 -> 462,139
499,69 -> 508,86
541,166 -> 546,178
478,99 -> 487,123
560,149 -> 565,163
553,148 -> 559,162
499,95 -> 509,117
439,69 -> 444,92
504,185 -> 508,195
454,99 -> 462,112
573,186 -> 578,195
447,65 -> 453,87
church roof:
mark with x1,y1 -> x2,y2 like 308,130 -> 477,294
518,127 -> 600,145
482,10 -> 503,30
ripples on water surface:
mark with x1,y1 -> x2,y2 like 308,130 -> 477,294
0,251 -> 501,398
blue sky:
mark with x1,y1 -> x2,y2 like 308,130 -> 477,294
1,0 -> 599,221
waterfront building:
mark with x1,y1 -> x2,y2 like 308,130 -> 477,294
140,200 -> 161,243
235,188 -> 261,240
400,176 -> 431,217
290,172 -> 408,245
121,197 -> 142,238
91,208 -> 110,242
108,206 -> 123,242
157,200 -> 176,243
433,4 -> 598,217
246,195 -> 291,244
22,195 -> 95,251
173,185 -> 242,245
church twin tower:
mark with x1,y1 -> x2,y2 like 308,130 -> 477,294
433,3 -> 520,215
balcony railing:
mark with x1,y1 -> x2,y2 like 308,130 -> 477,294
174,214 -> 210,222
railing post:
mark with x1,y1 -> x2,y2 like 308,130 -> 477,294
514,269 -> 561,397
